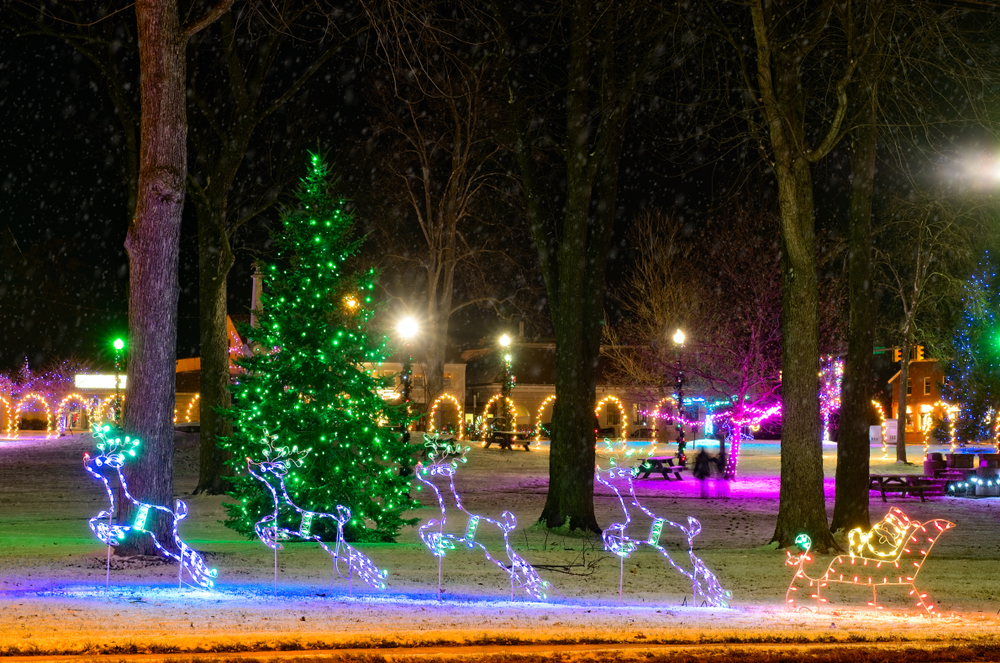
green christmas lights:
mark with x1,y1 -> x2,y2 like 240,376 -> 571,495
221,153 -> 418,543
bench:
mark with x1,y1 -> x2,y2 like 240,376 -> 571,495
483,431 -> 531,452
869,474 -> 946,502
637,457 -> 685,481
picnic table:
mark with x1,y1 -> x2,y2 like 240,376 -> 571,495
483,430 -> 532,452
636,456 -> 685,481
869,474 -> 945,502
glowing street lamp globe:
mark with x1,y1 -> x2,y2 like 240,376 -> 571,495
397,317 -> 418,341
672,329 -> 685,346
499,333 -> 511,347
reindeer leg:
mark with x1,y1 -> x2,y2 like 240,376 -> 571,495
105,510 -> 112,590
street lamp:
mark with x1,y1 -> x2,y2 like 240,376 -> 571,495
113,337 -> 125,427
672,329 -> 686,466
396,317 -> 418,407
499,334 -> 512,431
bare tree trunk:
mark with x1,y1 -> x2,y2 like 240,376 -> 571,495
831,102 -> 877,533
194,198 -> 234,494
119,0 -> 186,555
770,159 -> 833,550
897,342 -> 910,463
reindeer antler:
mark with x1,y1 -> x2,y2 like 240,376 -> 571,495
89,423 -> 140,468
597,438 -> 653,478
253,430 -> 310,473
422,433 -> 470,467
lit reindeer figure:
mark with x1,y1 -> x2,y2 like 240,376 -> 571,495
415,434 -> 551,600
596,440 -> 731,607
246,436 -> 387,593
786,507 -> 954,614
83,424 -> 218,589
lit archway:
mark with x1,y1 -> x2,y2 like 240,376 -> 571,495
57,393 -> 91,435
594,395 -> 627,439
535,395 -> 557,441
428,393 -> 464,440
185,394 -> 201,422
14,392 -> 54,436
650,396 -> 677,439
920,400 -> 958,452
871,400 -> 888,459
479,393 -> 517,437
92,394 -> 124,424
0,395 -> 13,434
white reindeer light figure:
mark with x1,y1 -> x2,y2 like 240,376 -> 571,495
416,434 -> 551,600
596,440 -> 730,607
246,436 -> 387,595
83,424 -> 218,589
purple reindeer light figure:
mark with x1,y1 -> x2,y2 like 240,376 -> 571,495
246,435 -> 387,596
596,439 -> 730,607
83,423 -> 218,589
415,434 -> 551,601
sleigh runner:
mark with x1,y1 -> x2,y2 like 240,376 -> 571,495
786,507 -> 954,614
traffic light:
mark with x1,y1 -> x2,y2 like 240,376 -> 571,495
893,347 -> 901,362
916,345 -> 925,361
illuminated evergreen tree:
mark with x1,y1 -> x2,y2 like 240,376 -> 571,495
941,254 -> 1000,445
222,153 -> 417,542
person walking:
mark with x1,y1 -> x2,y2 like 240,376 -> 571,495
693,447 -> 712,499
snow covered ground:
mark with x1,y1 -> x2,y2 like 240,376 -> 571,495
1,431 -> 1000,656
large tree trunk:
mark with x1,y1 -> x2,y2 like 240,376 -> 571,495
194,198 -> 234,494
897,343 -> 910,463
831,104 -> 877,534
770,158 -> 835,551
119,0 -> 186,555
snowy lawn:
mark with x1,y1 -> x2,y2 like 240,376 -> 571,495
1,432 -> 1000,656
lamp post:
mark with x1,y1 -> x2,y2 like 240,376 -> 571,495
113,337 -> 125,427
397,317 -> 418,440
499,333 -> 512,431
672,329 -> 686,466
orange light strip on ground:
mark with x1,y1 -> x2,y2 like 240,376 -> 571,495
427,393 -> 464,440
785,507 -> 954,614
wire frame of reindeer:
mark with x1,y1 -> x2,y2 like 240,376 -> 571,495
416,434 -> 553,601
785,507 -> 954,613
246,435 -> 388,596
84,424 -> 219,590
596,440 -> 732,608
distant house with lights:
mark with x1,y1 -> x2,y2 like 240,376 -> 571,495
888,346 -> 946,436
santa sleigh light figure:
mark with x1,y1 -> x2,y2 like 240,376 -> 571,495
786,507 -> 954,613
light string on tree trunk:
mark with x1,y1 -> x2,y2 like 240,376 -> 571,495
785,507 -> 953,613
416,434 -> 551,600
246,433 -> 388,595
83,423 -> 218,589
596,440 -> 731,608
